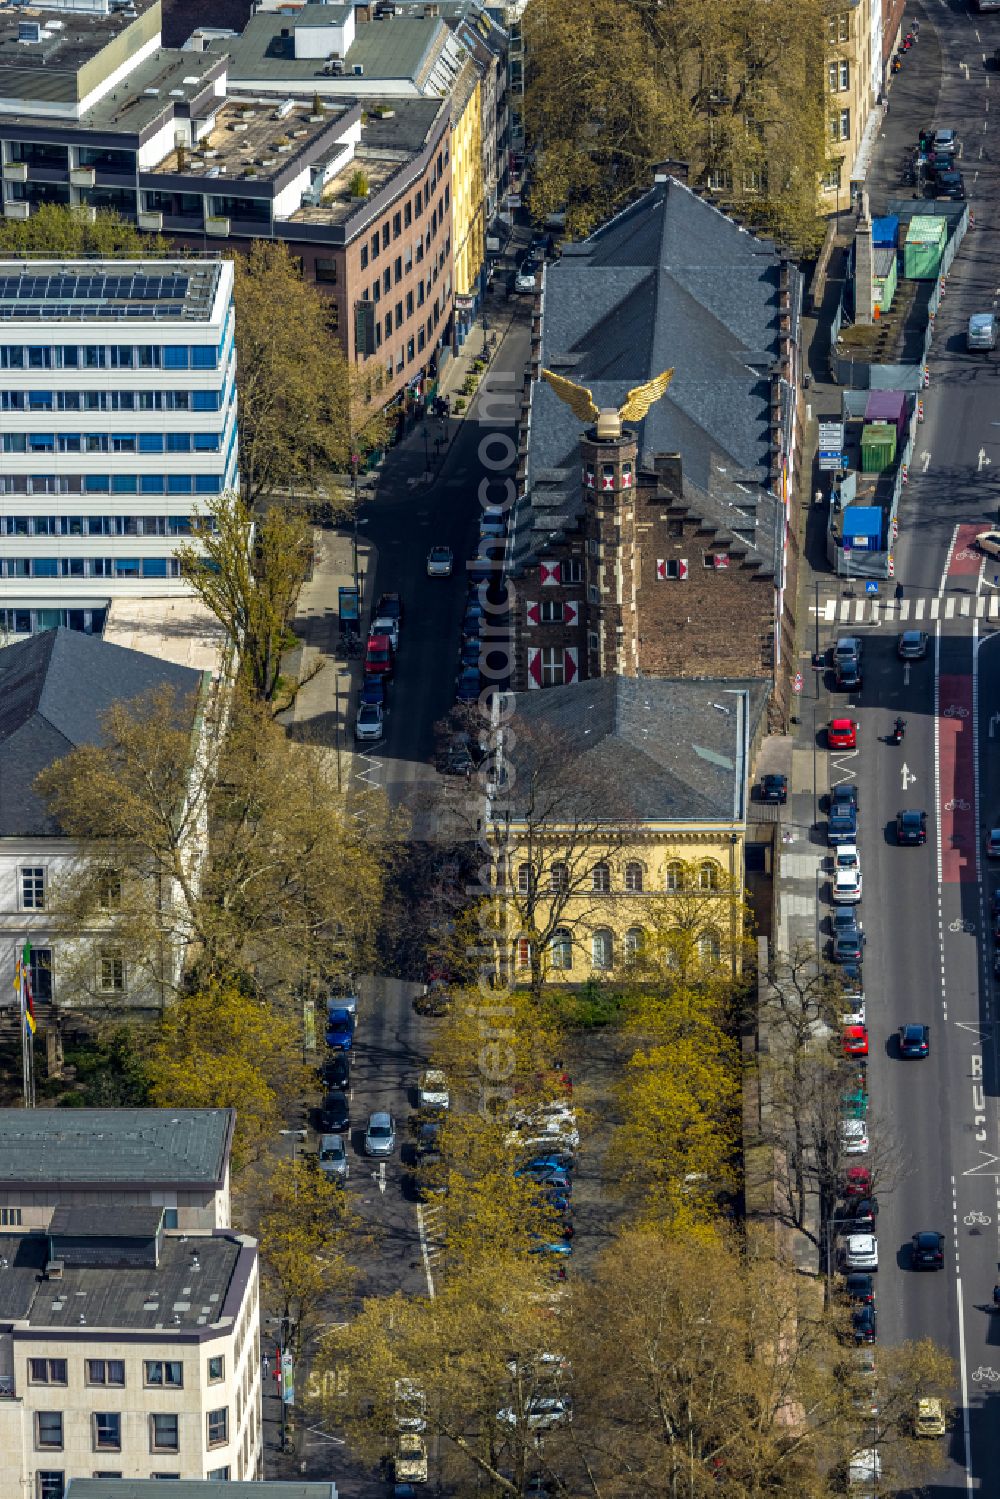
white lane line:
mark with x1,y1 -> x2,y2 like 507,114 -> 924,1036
957,1272 -> 975,1491
935,621 -> 943,894
940,525 -> 961,595
415,1205 -> 436,1298
855,600 -> 865,623
913,598 -> 923,619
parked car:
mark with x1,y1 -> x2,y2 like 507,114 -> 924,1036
364,633 -> 394,679
834,866 -> 863,904
497,1396 -> 572,1430
413,981 -> 450,1017
841,1233 -> 879,1271
844,1272 -> 875,1304
898,629 -> 930,658
319,1051 -> 351,1090
843,1024 -> 869,1058
320,1089 -> 350,1132
369,614 -> 400,651
988,827 -> 1000,858
840,1118 -> 870,1155
394,1433 -> 428,1483
355,702 -> 384,743
911,1230 -> 945,1269
325,1007 -> 355,1050
834,636 -> 864,670
896,809 -> 927,846
375,591 -> 403,627
365,1110 -> 396,1157
456,665 -> 482,702
852,1304 -> 878,1344
932,127 -> 958,157
437,736 -> 477,776
829,801 -> 858,846
841,994 -> 866,1027
760,773 -> 788,804
417,1070 -> 450,1109
318,1132 -> 349,1183
833,926 -> 865,964
829,718 -> 858,750
831,783 -> 860,814
426,544 -> 454,577
915,1397 -> 946,1437
515,257 -> 542,293
968,314 -> 998,353
931,167 -> 965,199
851,1197 -> 879,1231
359,677 -> 386,709
898,1022 -> 930,1058
394,1379 -> 427,1432
842,1165 -> 872,1198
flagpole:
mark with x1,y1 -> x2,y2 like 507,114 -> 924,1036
19,938 -> 35,1110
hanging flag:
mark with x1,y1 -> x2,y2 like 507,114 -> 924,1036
21,941 -> 35,1035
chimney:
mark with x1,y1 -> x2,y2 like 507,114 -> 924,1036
652,452 -> 683,499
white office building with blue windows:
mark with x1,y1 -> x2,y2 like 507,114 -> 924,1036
0,257 -> 237,638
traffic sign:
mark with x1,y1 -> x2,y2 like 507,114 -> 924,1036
792,673 -> 804,694
865,580 -> 878,594
843,546 -> 852,555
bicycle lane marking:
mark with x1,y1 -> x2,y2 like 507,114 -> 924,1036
941,673 -> 977,885
947,523 -> 986,589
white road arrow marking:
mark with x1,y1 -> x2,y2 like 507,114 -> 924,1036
372,1163 -> 387,1194
903,663 -> 911,688
921,450 -> 931,472
979,447 -> 992,472
901,763 -> 917,789
963,1150 -> 1000,1176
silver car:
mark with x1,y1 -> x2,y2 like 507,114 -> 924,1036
364,1110 -> 396,1157
318,1133 -> 349,1183
356,702 -> 384,742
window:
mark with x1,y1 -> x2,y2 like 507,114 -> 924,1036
35,1412 -> 63,1450
591,861 -> 610,894
548,861 -> 568,894
145,1361 -> 183,1388
665,861 -> 685,892
516,862 -> 533,895
382,223 -> 390,250
698,860 -> 720,891
561,559 -> 583,585
29,1360 -> 66,1386
839,108 -> 850,141
625,926 -> 645,961
206,1469 -> 230,1481
93,1413 -> 121,1451
822,163 -> 842,192
20,865 -> 45,910
539,648 -> 566,687
394,255 -> 402,283
87,1360 -> 125,1386
138,433 -> 164,454
516,937 -> 532,969
699,929 -> 722,965
315,256 -> 338,284
97,949 -> 125,994
150,1413 -> 179,1452
36,1473 -> 64,1499
548,928 -> 572,970
0,1207 -> 21,1226
591,929 -> 613,970
207,1408 -> 229,1447
538,600 -> 563,624
360,244 -> 368,270
97,871 -> 122,911
625,862 -> 644,894
207,1355 -> 225,1383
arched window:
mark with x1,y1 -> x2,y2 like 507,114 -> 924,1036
592,860 -> 610,893
549,861 -> 569,894
591,928 -> 613,969
698,860 -> 721,891
517,863 -> 533,895
625,861 -> 644,894
625,926 -> 645,961
549,928 -> 572,969
666,860 -> 685,892
699,929 -> 722,965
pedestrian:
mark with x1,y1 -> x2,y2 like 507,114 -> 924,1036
913,16 -> 919,35
814,485 -> 824,505
262,1353 -> 271,1379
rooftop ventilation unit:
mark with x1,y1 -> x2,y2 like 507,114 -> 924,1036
352,62 -> 363,74
143,87 -> 160,96
275,98 -> 295,119
17,20 -> 41,42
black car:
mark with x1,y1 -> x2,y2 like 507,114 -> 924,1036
992,889 -> 1000,918
911,1230 -> 945,1270
833,932 -> 865,964
437,736 -> 477,776
321,1088 -> 350,1132
319,1052 -> 351,1090
375,591 -> 404,626
852,1197 -> 879,1231
898,630 -> 929,660
760,773 -> 788,804
413,982 -> 450,1017
831,783 -> 860,813
852,1304 -> 878,1344
899,1022 -> 930,1058
896,809 -> 928,845
932,168 -> 965,200
415,1120 -> 442,1159
844,1272 -> 875,1304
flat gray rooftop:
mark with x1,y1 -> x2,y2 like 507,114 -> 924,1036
0,1226 -> 248,1330
213,10 -> 445,88
0,260 -> 221,322
69,1485 -> 337,1499
0,1107 -> 233,1187
0,0 -> 159,80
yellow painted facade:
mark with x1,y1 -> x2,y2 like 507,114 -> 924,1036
451,73 -> 485,299
492,828 -> 747,986
820,0 -> 875,210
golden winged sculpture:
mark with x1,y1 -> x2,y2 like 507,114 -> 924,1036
541,367 -> 675,440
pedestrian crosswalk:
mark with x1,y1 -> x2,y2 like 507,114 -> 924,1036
814,592 -> 1000,625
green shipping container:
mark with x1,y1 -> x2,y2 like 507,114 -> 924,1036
861,421 -> 897,473
903,215 -> 946,280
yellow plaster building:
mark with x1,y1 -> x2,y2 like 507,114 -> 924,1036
485,676 -> 770,986
820,0 -> 880,212
450,62 -> 485,300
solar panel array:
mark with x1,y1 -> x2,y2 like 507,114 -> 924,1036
0,271 -> 191,320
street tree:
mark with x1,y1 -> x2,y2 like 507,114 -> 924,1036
36,685 -> 392,1006
144,980 -> 311,1172
0,203 -> 167,257
176,491 -> 311,703
625,856 -> 755,989
256,1155 -> 361,1363
233,239 -> 388,507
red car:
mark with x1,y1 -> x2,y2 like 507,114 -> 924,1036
843,1023 -> 869,1057
364,633 -> 394,679
829,718 -> 858,749
842,1165 -> 872,1199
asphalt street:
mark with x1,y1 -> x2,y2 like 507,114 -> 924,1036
805,5 -> 1000,1489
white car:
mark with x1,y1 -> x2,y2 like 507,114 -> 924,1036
497,1395 -> 572,1430
510,1117 -> 580,1150
394,1432 -> 428,1483
976,529 -> 1000,560
842,1233 -> 878,1271
369,615 -> 399,650
833,867 -> 863,904
515,259 -> 541,293
834,843 -> 860,872
417,1070 -> 450,1109
848,1447 -> 882,1492
840,997 -> 866,1028
427,544 -> 454,577
355,702 -> 384,742
394,1378 -> 426,1432
840,1118 -> 869,1155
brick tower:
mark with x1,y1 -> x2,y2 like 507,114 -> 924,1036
580,425 -> 640,679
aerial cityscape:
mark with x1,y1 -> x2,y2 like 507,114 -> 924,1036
0,0 -> 994,1492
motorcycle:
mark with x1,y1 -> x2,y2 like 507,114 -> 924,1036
891,717 -> 906,745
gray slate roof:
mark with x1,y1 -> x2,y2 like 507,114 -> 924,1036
0,1108 -> 234,1187
516,177 -> 798,575
70,1487 -> 337,1499
495,677 -> 770,825
0,1226 -> 248,1330
0,627 -> 203,838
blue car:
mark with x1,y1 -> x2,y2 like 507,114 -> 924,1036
325,1007 -> 355,1050
456,666 -> 482,702
459,637 -> 482,667
360,677 -> 386,708
522,1151 -> 574,1172
529,1237 -> 573,1257
516,1166 -> 572,1191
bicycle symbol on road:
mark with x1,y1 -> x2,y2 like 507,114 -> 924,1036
964,1210 -> 992,1226
945,798 -> 971,811
972,1366 -> 1000,1384
949,918 -> 977,933
955,549 -> 979,562
943,705 -> 970,719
